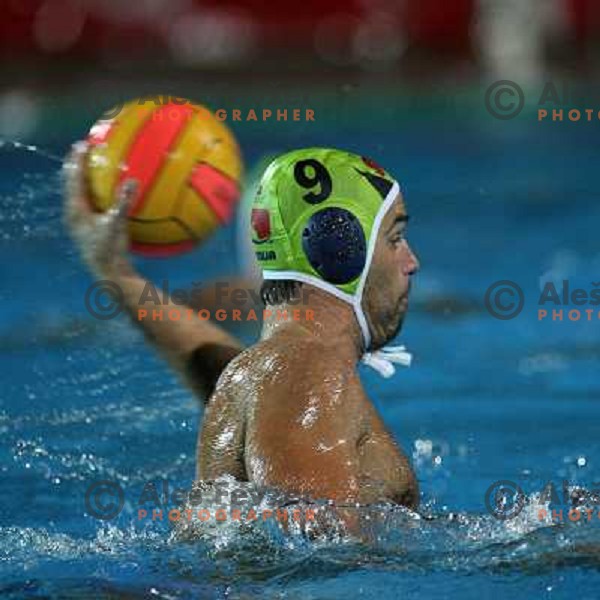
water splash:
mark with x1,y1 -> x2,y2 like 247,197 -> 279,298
0,139 -> 63,165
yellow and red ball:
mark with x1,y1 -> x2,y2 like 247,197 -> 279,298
85,98 -> 243,256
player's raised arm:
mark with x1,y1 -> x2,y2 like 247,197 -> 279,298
63,141 -> 244,401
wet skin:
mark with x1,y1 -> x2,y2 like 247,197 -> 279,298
198,194 -> 421,508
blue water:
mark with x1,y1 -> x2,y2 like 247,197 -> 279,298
1,119 -> 600,599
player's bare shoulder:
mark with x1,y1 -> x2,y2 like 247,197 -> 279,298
213,328 -> 360,414
225,331 -> 356,387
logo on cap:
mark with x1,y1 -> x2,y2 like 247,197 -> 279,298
251,208 -> 271,244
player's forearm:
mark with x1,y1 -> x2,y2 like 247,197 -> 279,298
99,261 -> 244,399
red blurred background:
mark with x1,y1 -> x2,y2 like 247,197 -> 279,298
1,0 -> 597,70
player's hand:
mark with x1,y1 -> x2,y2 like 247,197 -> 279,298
63,140 -> 138,278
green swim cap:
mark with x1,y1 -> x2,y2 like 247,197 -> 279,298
250,147 -> 400,350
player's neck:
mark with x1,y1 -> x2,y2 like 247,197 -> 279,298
261,286 -> 364,363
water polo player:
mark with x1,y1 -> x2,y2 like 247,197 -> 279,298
65,144 -> 420,510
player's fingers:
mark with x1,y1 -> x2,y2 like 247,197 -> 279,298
104,178 -> 138,241
63,141 -> 92,229
114,178 -> 138,218
63,141 -> 88,201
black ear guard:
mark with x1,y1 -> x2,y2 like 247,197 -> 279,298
301,207 -> 367,285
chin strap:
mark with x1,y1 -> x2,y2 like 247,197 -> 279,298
361,345 -> 412,378
349,180 -> 414,378
262,180 -> 413,380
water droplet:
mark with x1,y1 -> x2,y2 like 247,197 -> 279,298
577,456 -> 587,467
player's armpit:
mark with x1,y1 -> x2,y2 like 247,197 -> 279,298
184,341 -> 242,401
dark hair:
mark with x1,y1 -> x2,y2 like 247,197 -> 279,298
260,279 -> 303,306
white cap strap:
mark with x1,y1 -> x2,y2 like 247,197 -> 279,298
261,180 -> 413,378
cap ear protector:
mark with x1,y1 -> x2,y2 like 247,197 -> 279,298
301,207 -> 367,285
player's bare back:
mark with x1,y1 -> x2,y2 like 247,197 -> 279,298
197,325 -> 419,508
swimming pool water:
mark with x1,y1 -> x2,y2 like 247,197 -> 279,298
1,121 -> 600,599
